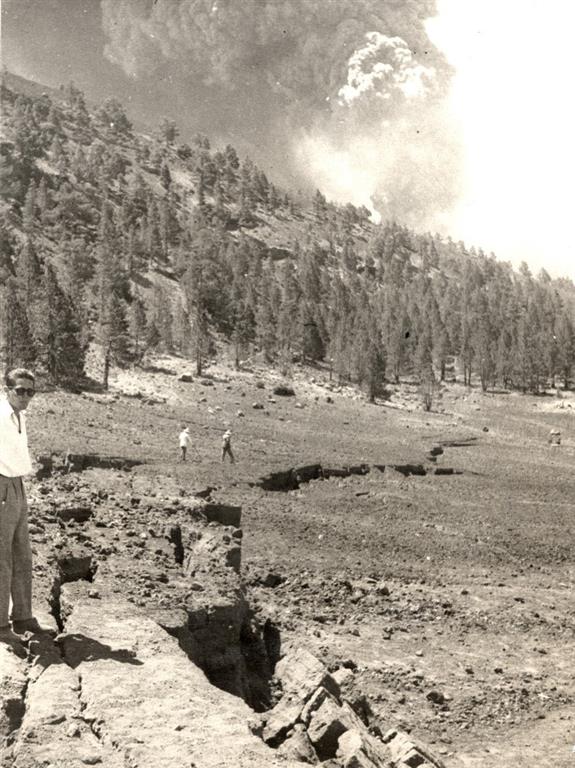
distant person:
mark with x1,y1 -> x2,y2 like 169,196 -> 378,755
222,429 -> 235,463
0,368 -> 45,646
179,426 -> 191,461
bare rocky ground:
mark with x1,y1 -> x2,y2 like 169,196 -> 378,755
1,357 -> 574,767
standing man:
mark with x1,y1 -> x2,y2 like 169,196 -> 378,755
221,429 -> 235,463
0,368 -> 42,644
179,425 -> 191,461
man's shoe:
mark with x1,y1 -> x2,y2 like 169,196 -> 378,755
12,617 -> 46,635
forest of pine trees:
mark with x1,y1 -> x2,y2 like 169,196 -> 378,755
1,74 -> 574,397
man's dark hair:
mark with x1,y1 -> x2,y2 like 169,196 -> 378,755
5,368 -> 35,387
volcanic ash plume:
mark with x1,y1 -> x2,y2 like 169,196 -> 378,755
296,29 -> 460,228
101,0 -> 460,229
338,32 -> 436,105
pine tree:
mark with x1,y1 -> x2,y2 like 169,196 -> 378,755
255,261 -> 278,363
229,245 -> 255,368
128,294 -> 148,363
0,281 -> 36,371
149,285 -> 173,352
555,309 -> 574,389
15,238 -> 42,305
34,264 -> 85,386
276,260 -> 300,367
353,294 -> 385,402
94,246 -> 131,388
95,97 -> 132,136
158,118 -> 179,147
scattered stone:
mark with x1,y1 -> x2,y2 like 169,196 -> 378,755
426,690 -> 446,706
261,572 -> 285,589
273,385 -> 295,397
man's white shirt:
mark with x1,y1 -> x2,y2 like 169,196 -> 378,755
179,430 -> 191,448
0,399 -> 33,476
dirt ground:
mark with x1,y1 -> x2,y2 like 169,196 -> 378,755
24,359 -> 575,767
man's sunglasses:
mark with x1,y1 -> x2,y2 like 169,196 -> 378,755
11,387 -> 35,398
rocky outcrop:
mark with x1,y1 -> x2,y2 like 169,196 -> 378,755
1,467 -> 450,768
2,595 -> 303,768
257,648 -> 446,768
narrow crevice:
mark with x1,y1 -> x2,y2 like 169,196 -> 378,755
391,464 -> 427,477
239,612 -> 281,712
49,556 -> 98,632
50,574 -> 64,633
157,601 -> 282,715
36,452 -> 143,478
260,460 -> 463,490
263,618 -> 282,670
77,672 -> 101,740
77,673 -> 127,764
167,524 -> 184,565
259,463 -> 370,491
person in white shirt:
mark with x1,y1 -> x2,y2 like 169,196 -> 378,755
0,368 -> 43,645
178,426 -> 191,461
221,429 -> 235,463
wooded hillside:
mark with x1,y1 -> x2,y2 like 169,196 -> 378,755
1,72 -> 574,396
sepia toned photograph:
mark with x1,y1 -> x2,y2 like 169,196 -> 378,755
1,1 -> 574,766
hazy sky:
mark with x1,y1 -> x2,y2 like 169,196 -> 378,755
2,0 -> 574,281
427,0 -> 575,280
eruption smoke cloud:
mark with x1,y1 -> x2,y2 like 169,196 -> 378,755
338,32 -> 436,105
101,0 -> 460,229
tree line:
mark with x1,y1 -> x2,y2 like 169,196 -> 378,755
0,77 -> 574,396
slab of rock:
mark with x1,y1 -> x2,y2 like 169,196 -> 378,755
263,651 -> 341,747
307,698 -> 364,761
300,685 -> 339,725
58,595 -> 302,768
275,648 -> 339,702
11,661 -> 124,768
263,701 -> 306,746
276,723 -> 318,763
383,729 -> 447,768
337,728 -> 389,768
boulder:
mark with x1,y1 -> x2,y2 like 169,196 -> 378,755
307,698 -> 363,761
262,652 -> 339,746
277,723 -> 318,764
275,648 -> 339,702
383,729 -> 447,768
337,728 -> 389,768
54,505 -> 93,523
273,385 -> 295,397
